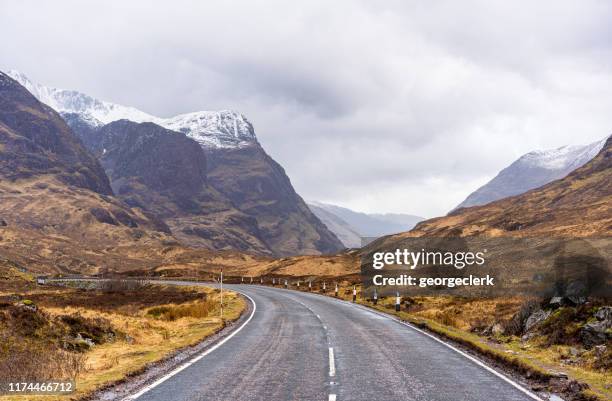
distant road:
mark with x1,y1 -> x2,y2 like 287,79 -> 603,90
125,284 -> 541,401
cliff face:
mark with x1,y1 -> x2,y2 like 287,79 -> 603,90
66,118 -> 342,256
77,119 -> 272,255
207,145 -> 345,255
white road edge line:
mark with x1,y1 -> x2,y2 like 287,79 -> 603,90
348,302 -> 544,401
121,292 -> 257,401
329,394 -> 337,401
328,347 -> 336,377
249,286 -> 544,401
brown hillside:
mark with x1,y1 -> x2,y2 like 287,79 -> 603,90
408,136 -> 611,238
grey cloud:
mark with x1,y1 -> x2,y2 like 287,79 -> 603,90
1,0 -> 611,217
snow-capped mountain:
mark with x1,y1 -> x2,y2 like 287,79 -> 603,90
6,70 -> 257,148
453,137 -> 608,211
4,69 -> 343,256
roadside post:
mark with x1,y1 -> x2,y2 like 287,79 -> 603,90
395,291 -> 401,312
297,280 -> 300,288
260,277 -> 263,284
241,276 -> 244,283
322,281 -> 326,293
309,281 -> 312,291
272,278 -> 276,285
250,277 -> 253,284
352,285 -> 357,302
285,279 -> 288,288
335,282 -> 339,297
373,288 -> 378,305
220,269 -> 224,319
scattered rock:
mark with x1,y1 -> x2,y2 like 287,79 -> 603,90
549,297 -> 564,308
594,306 -> 612,321
18,299 -> 37,312
593,344 -> 607,357
491,323 -> 504,335
567,380 -> 588,393
521,332 -> 537,342
525,309 -> 551,332
0,219 -> 7,226
75,333 -> 95,348
568,347 -> 582,357
580,316 -> 612,348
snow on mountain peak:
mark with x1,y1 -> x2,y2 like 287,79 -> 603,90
519,139 -> 606,170
6,70 -> 257,149
163,110 -> 255,148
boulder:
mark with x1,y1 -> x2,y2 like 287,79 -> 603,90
491,323 -> 504,335
580,320 -> 611,348
593,345 -> 607,357
524,309 -> 551,332
594,306 -> 612,321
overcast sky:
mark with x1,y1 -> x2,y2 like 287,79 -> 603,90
1,0 -> 611,217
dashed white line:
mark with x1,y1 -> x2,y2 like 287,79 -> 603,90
329,394 -> 337,401
328,347 -> 336,377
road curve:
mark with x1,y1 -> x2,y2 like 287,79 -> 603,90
128,284 -> 540,401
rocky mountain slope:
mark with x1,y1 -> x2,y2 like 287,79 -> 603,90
454,138 -> 607,211
0,72 -> 175,275
77,119 -> 272,254
409,136 -> 612,238
308,201 -> 423,247
0,72 -> 111,195
9,71 -> 343,256
307,203 -> 362,248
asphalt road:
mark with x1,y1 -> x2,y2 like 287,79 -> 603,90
128,284 -> 541,401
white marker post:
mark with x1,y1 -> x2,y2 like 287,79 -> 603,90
260,277 -> 263,284
335,282 -> 339,297
309,281 -> 312,291
285,279 -> 288,288
322,281 -> 326,292
272,278 -> 276,285
241,276 -> 244,283
220,269 -> 224,319
297,280 -> 300,288
395,291 -> 401,312
352,285 -> 357,303
373,288 -> 378,305
250,277 -> 253,284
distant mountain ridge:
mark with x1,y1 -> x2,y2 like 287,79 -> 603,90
454,138 -> 607,211
410,136 -> 612,238
308,201 -> 423,247
7,70 -> 257,149
8,70 -> 343,256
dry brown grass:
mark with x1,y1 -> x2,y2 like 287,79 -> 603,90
0,283 -> 245,401
292,283 -> 611,401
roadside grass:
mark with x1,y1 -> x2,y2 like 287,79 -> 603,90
0,285 -> 245,401
283,283 -> 610,401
